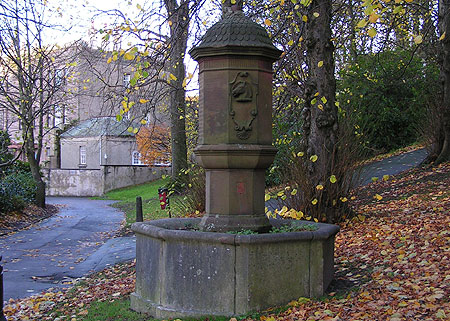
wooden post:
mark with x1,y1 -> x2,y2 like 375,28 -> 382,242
1,256 -> 6,321
136,197 -> 143,222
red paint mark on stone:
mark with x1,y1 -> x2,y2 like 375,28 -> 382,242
237,182 -> 245,194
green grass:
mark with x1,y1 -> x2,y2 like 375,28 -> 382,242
94,178 -> 170,202
93,178 -> 187,228
78,297 -> 154,321
83,297 -> 246,321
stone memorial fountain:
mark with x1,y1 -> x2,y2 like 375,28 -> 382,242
130,1 -> 339,318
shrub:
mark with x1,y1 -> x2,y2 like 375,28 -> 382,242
337,50 -> 439,153
169,164 -> 205,216
0,171 -> 37,214
268,108 -> 367,223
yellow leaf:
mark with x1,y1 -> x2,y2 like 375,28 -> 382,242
297,151 -> 304,157
179,115 -> 184,119
358,214 -> 365,222
398,301 -> 408,307
340,197 -> 348,202
439,32 -> 446,41
371,177 -> 379,182
330,175 -> 337,183
368,28 -> 377,37
314,218 -> 318,222
312,198 -> 318,205
264,19 -> 272,26
383,175 -> 389,181
321,96 -> 327,103
357,19 -> 368,28
305,216 -> 311,220
318,60 -> 324,67
302,15 -> 308,22
124,52 -> 134,60
369,13 -> 379,23
133,128 -> 139,134
310,155 -> 318,162
318,104 -> 324,111
169,73 -> 177,81
139,98 -> 149,104
291,189 -> 297,196
127,127 -> 133,133
140,119 -> 147,125
414,35 -> 423,44
313,12 -> 320,17
316,184 -> 324,190
374,194 -> 383,200
265,194 -> 271,201
168,20 -> 173,26
288,39 -> 294,46
436,310 -> 447,319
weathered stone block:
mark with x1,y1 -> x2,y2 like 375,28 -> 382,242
131,218 -> 339,319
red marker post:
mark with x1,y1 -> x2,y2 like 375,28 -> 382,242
158,188 -> 171,218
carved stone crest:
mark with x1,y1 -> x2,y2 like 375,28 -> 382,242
229,72 -> 258,140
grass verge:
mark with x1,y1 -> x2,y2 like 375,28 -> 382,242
92,178 -> 187,230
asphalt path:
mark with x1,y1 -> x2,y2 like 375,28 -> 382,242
356,148 -> 428,186
0,148 -> 427,301
0,197 -> 135,300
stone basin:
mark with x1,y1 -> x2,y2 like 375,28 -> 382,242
130,218 -> 339,318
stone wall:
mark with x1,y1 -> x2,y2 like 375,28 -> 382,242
45,166 -> 169,197
45,168 -> 104,197
103,166 -> 169,193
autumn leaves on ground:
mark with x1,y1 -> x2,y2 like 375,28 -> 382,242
4,162 -> 450,321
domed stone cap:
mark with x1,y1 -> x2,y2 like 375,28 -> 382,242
189,11 -> 282,61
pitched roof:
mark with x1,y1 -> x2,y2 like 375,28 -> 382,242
61,117 -> 136,138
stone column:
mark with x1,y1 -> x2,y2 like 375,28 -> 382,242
189,7 -> 282,232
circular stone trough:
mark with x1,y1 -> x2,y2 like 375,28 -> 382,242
130,218 -> 339,318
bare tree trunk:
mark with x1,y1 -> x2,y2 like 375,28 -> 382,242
302,0 -> 338,222
164,0 -> 189,180
437,0 -> 450,164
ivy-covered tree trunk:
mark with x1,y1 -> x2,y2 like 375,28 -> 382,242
301,0 -> 338,222
23,115 -> 46,208
437,0 -> 450,164
164,0 -> 189,180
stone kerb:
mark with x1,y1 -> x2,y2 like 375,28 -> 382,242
131,219 -> 339,318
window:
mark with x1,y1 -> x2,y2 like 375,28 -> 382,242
79,146 -> 87,165
123,74 -> 131,88
46,147 -> 51,157
54,68 -> 66,87
54,104 -> 64,127
132,151 -> 142,165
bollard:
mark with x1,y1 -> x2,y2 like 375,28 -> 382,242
1,256 -> 6,321
136,196 -> 143,222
